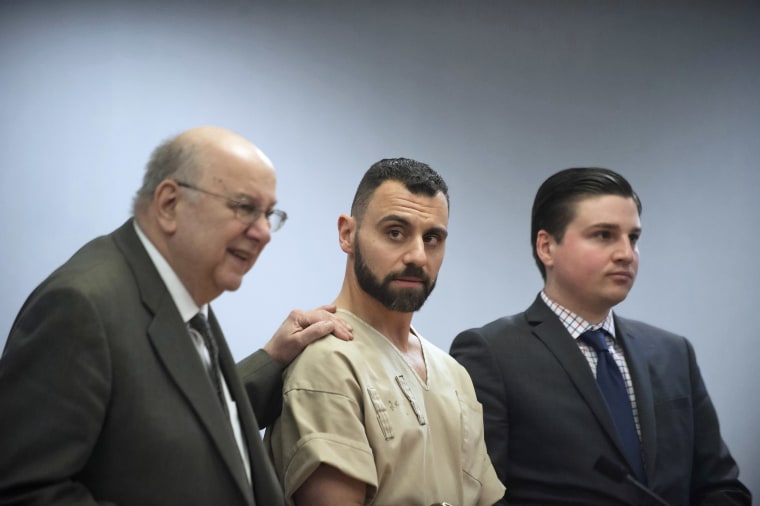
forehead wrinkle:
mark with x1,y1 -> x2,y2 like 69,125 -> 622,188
369,191 -> 448,220
378,214 -> 412,227
361,181 -> 449,239
210,168 -> 277,210
375,210 -> 448,230
371,204 -> 449,233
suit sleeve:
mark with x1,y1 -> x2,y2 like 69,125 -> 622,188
237,349 -> 284,428
686,340 -> 752,505
450,328 -> 509,506
0,287 -> 119,506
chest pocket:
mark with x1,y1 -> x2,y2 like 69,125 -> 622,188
366,374 -> 428,441
457,390 -> 487,502
367,386 -> 394,440
396,375 -> 426,425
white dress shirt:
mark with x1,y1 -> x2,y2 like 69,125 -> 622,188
134,221 -> 251,482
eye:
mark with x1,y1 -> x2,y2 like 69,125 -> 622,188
629,233 -> 640,246
387,228 -> 404,240
593,230 -> 612,240
234,203 -> 257,218
423,233 -> 444,247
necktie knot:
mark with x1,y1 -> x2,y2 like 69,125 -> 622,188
190,313 -> 212,336
580,328 -> 610,354
189,313 -> 219,363
188,312 -> 228,417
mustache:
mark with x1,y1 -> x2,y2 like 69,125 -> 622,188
390,265 -> 431,284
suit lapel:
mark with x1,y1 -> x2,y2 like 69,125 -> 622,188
112,220 -> 254,505
525,297 -> 632,466
615,317 -> 657,478
210,311 -> 283,506
148,302 -> 254,504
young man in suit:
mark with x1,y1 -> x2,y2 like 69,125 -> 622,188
450,167 -> 750,505
0,126 -> 351,506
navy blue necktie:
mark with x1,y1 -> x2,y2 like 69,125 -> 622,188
190,313 -> 229,418
580,329 -> 645,483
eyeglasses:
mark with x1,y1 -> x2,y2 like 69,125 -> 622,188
175,180 -> 287,232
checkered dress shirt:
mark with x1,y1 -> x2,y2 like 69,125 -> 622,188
540,291 -> 642,438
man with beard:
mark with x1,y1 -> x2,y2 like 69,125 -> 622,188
263,158 -> 504,506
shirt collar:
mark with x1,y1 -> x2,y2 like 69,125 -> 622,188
133,220 -> 207,323
540,290 -> 616,340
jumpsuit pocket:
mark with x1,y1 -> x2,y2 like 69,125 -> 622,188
457,390 -> 486,501
367,386 -> 394,440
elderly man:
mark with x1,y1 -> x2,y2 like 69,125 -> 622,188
0,126 -> 351,506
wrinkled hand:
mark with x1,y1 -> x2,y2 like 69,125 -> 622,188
263,304 -> 353,366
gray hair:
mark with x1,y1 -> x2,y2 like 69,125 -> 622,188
131,134 -> 201,216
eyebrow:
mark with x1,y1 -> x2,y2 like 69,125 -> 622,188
588,223 -> 642,234
231,192 -> 277,210
428,226 -> 449,239
378,214 -> 449,238
378,214 -> 411,227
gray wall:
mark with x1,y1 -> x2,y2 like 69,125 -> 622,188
2,0 -> 758,496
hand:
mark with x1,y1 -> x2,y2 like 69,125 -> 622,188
263,304 -> 353,366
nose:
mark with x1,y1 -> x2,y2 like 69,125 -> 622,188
244,214 -> 272,244
403,236 -> 427,266
613,237 -> 635,263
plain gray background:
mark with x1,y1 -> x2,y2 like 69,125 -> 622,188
2,0 -> 758,496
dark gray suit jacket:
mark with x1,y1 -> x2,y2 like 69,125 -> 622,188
0,219 -> 284,506
450,295 -> 750,506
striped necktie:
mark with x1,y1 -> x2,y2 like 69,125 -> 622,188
189,313 -> 229,418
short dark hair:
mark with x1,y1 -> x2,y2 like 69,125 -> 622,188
350,158 -> 449,221
531,167 -> 642,280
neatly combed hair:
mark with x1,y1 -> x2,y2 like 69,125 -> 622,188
531,167 -> 642,280
350,157 -> 450,221
131,134 -> 200,215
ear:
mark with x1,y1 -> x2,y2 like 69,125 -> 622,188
154,180 -> 182,234
535,229 -> 556,270
338,214 -> 356,254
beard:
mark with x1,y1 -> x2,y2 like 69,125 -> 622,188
353,236 -> 436,313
